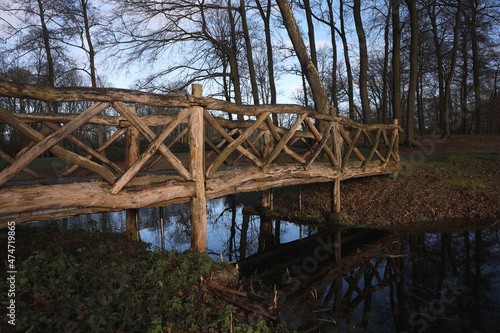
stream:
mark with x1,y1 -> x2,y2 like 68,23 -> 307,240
22,194 -> 500,332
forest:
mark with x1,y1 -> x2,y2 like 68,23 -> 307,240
1,0 -> 499,148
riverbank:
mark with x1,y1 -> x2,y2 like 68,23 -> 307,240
0,227 -> 288,332
272,135 -> 500,232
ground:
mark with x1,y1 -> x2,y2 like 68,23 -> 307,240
272,134 -> 500,232
0,227 -> 288,332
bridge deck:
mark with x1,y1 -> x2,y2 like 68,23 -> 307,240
0,160 -> 398,227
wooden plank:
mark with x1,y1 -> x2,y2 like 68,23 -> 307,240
339,127 -> 366,162
189,84 -> 207,252
61,127 -> 126,177
264,117 -> 307,164
231,130 -> 265,165
0,149 -> 42,179
111,108 -> 191,194
393,119 -> 400,164
262,113 -> 308,169
304,120 -> 337,170
0,81 -> 191,108
0,104 -> 117,186
383,128 -> 399,168
43,122 -> 123,174
360,128 -> 386,164
341,127 -> 362,170
206,112 -> 269,178
241,130 -> 263,160
361,128 -> 382,168
203,110 -> 263,175
112,101 -> 192,181
332,122 -> 343,166
143,127 -> 189,172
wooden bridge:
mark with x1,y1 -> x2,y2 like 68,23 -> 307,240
0,81 -> 401,251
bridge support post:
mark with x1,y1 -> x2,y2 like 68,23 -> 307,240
190,84 -> 207,252
124,107 -> 140,239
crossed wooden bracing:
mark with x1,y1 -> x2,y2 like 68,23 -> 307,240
278,233 -> 403,325
0,81 -> 401,228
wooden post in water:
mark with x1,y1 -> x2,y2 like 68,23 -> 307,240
124,107 -> 140,238
189,84 -> 207,252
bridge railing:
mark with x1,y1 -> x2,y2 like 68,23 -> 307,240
0,82 -> 401,194
202,101 -> 401,180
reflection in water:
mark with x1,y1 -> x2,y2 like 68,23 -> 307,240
242,229 -> 500,332
25,195 -> 308,261
23,197 -> 500,332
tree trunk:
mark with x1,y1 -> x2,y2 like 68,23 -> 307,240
471,0 -> 482,133
302,0 -> 317,68
427,1 -> 445,133
239,0 -> 259,105
340,0 -> 355,119
382,3 -> 391,124
256,0 -> 279,124
276,0 -> 329,114
228,1 -> 244,121
443,0 -> 462,139
326,0 -> 339,111
392,0 -> 402,125
81,0 -> 106,156
37,0 -> 57,113
461,32 -> 469,134
353,0 -> 370,124
404,0 -> 418,146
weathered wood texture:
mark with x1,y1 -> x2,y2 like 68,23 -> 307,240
189,84 -> 207,252
0,81 -> 402,245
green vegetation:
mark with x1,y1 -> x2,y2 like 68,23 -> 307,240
0,227 -> 289,332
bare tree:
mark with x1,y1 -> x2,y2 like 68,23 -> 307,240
404,0 -> 418,146
275,0 -> 329,114
309,0 -> 339,111
392,0 -> 402,126
239,0 -> 260,105
339,0 -> 355,119
353,0 -> 370,124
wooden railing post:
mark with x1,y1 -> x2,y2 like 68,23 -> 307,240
190,84 -> 207,252
393,119 -> 400,163
262,130 -> 273,209
391,119 -> 400,179
124,107 -> 140,238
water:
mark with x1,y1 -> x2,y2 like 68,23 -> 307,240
21,195 -> 500,332
23,195 -> 314,261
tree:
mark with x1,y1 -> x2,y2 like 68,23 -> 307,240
309,0 -> 339,111
382,2 -> 392,124
239,0 -> 259,105
442,0 -> 462,139
255,0 -> 278,106
0,0 -> 71,112
353,0 -> 370,124
404,0 -> 418,146
275,0 -> 329,114
298,0 -> 318,68
392,0 -> 402,126
339,0 -> 355,119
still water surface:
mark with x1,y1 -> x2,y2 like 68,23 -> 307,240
24,195 -> 500,332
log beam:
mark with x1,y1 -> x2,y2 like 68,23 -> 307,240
189,84 -> 207,252
0,105 -> 117,185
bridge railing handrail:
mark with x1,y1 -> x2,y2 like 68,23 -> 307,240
0,81 -> 402,192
